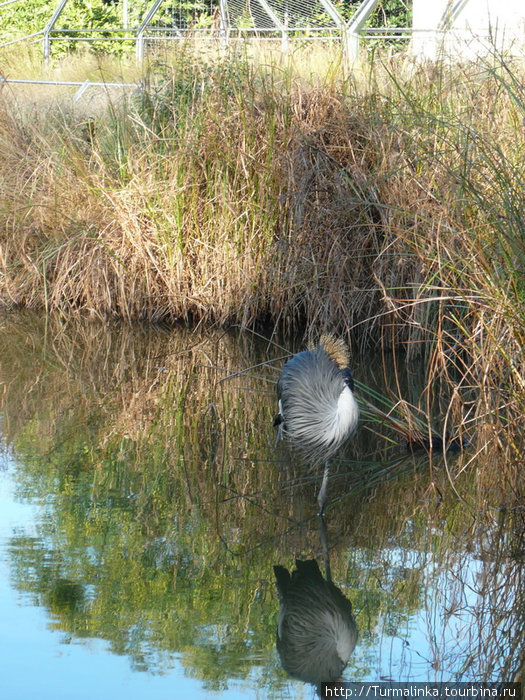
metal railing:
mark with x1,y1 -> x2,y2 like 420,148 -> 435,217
0,76 -> 139,101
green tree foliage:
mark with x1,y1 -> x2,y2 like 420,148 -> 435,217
337,0 -> 411,26
0,0 -> 54,42
369,0 -> 411,26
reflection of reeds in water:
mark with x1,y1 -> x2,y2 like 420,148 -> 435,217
0,313 -> 279,522
0,312 -> 520,519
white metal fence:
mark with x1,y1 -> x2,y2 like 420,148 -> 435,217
0,0 -> 409,64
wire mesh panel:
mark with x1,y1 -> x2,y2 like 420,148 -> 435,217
0,0 -> 413,64
138,0 -> 346,43
224,0 -> 342,34
146,0 -> 219,33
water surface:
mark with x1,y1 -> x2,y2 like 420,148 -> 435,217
0,314 -> 521,699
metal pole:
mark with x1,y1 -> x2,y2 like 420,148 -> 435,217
0,30 -> 43,50
347,0 -> 381,34
43,0 -> 69,63
346,0 -> 381,66
255,0 -> 288,53
318,0 -> 346,31
438,0 -> 470,31
317,0 -> 349,69
282,0 -> 289,53
219,0 -> 229,46
136,0 -> 164,62
346,31 -> 359,64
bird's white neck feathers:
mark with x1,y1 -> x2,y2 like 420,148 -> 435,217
328,385 -> 359,445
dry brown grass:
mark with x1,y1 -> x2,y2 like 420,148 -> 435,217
0,54 -> 442,334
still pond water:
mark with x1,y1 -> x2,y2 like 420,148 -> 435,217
0,314 -> 521,699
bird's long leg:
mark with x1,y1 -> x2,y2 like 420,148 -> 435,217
318,509 -> 332,582
317,460 -> 330,516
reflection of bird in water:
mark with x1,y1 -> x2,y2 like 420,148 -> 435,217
274,335 -> 359,513
273,559 -> 358,687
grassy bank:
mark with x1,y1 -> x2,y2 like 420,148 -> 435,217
0,45 -> 523,473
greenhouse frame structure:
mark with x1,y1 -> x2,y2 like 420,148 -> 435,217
2,0 -> 400,64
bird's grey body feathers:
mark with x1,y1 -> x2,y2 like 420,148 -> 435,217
275,343 -> 359,464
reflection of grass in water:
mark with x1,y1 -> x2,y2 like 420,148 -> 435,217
0,311 -> 520,515
349,492 -> 523,682
0,313 -> 522,682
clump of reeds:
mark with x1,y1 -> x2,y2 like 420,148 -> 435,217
0,45 -> 431,332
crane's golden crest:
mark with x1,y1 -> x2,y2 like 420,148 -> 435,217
314,334 -> 349,370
